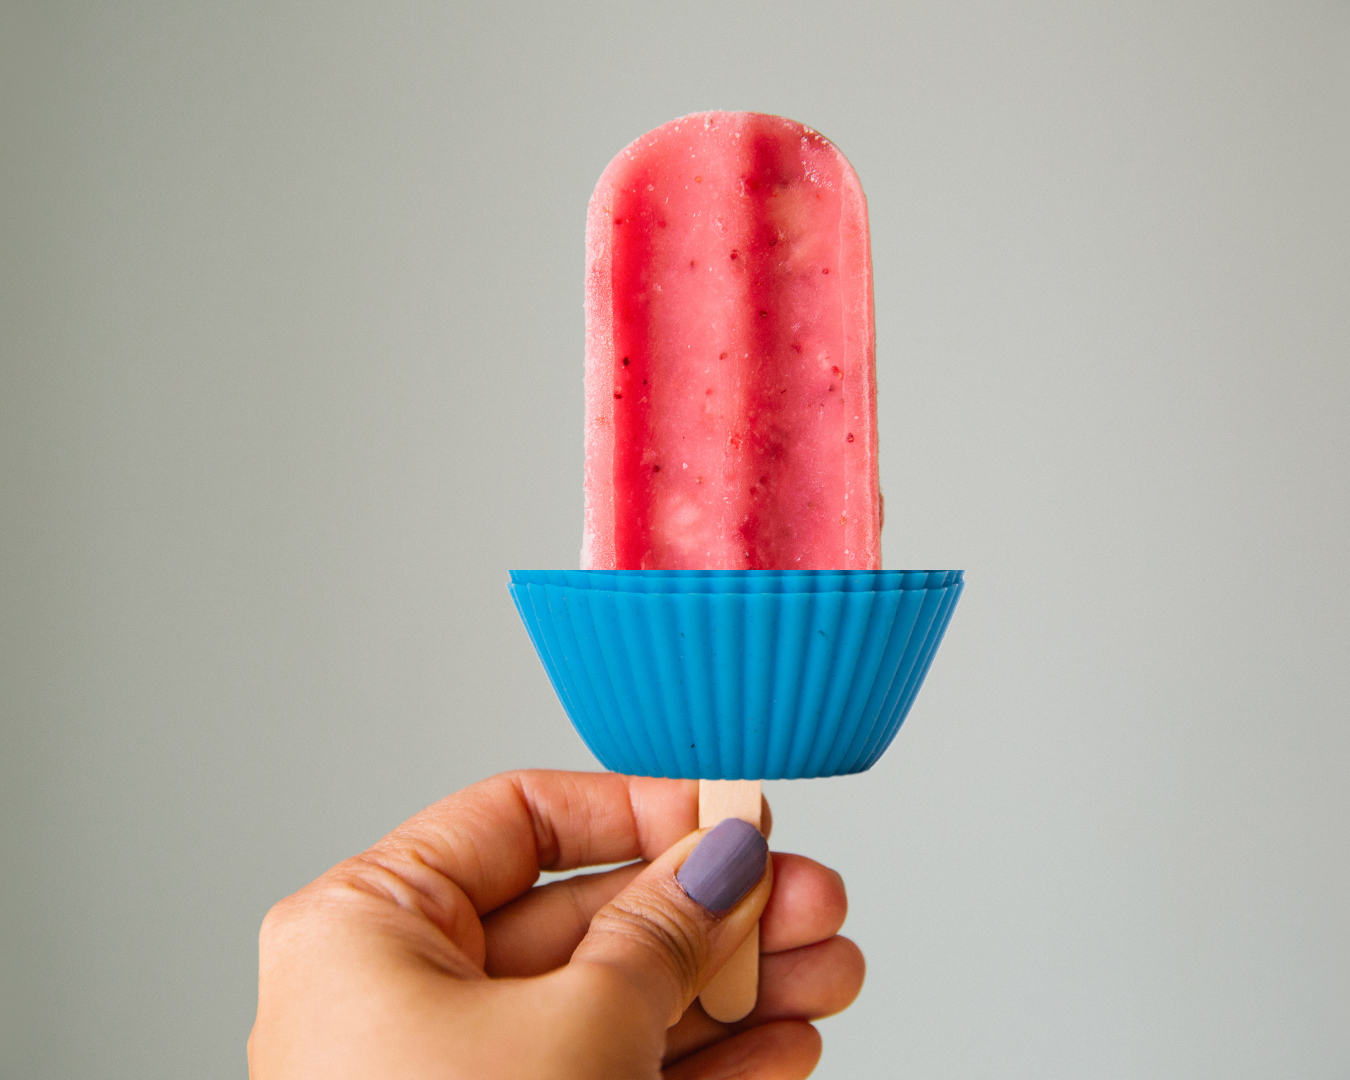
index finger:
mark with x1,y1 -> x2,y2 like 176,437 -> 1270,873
367,770 -> 698,916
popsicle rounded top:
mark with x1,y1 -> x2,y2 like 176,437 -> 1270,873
583,112 -> 880,572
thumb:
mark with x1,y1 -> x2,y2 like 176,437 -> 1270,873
566,818 -> 772,1030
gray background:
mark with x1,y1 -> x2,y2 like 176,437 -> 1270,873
2,2 -> 1347,1077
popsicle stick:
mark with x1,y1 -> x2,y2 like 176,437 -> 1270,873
697,779 -> 762,1023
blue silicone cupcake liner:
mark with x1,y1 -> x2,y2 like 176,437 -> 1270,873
509,572 -> 963,779
509,569 -> 959,593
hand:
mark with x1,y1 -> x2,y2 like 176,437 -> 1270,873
248,770 -> 864,1078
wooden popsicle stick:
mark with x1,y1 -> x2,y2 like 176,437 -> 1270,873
697,779 -> 763,1023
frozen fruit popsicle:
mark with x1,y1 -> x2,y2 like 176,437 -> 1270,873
583,111 -> 881,573
579,111 -> 880,1021
512,112 -> 961,1022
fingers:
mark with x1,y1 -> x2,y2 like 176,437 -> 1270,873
565,820 -> 773,1031
482,862 -> 645,977
483,851 -> 836,979
663,936 -> 865,1063
758,853 -> 846,953
362,771 -> 699,920
482,848 -> 842,979
663,1020 -> 821,1080
752,935 -> 865,1021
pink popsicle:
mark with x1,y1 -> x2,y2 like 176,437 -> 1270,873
583,111 -> 881,572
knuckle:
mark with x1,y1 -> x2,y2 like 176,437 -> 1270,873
256,882 -> 342,955
256,902 -> 305,966
257,895 -> 299,947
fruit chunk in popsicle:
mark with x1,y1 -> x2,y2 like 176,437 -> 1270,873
583,111 -> 880,572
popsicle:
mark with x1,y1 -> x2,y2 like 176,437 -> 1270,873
585,111 -> 875,1019
509,112 -> 963,1025
582,111 -> 881,574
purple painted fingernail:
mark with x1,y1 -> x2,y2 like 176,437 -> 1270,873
676,818 -> 768,914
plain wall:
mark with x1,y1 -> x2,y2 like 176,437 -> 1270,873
2,2 -> 1347,1077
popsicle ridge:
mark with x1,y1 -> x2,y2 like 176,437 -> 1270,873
583,111 -> 880,571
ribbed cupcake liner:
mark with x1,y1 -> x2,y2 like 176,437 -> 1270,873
510,569 -> 959,593
509,572 -> 964,780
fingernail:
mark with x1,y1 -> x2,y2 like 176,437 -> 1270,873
676,818 -> 768,914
